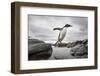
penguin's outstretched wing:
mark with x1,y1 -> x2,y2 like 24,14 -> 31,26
53,28 -> 62,31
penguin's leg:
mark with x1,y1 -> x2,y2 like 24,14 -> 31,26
59,41 -> 62,45
55,40 -> 59,47
55,41 -> 58,46
59,39 -> 61,44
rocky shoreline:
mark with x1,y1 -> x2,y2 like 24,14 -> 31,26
28,39 -> 88,60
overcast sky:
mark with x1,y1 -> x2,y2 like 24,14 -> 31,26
28,15 -> 88,43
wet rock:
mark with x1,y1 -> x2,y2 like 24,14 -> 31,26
28,39 -> 44,45
28,40 -> 53,60
70,44 -> 88,58
54,39 -> 88,48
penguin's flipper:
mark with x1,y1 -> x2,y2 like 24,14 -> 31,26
53,28 -> 62,31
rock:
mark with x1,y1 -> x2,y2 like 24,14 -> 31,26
54,39 -> 88,48
28,39 -> 44,45
70,39 -> 88,58
82,39 -> 88,45
28,41 -> 53,60
70,44 -> 88,58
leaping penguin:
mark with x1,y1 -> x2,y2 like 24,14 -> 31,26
53,24 -> 72,46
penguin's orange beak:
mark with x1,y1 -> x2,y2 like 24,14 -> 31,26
68,25 -> 72,27
64,24 -> 72,27
70,25 -> 72,27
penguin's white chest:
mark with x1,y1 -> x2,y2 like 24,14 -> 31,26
59,28 -> 67,40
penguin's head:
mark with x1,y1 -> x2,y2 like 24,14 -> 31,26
64,24 -> 72,28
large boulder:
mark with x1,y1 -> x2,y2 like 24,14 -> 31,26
28,39 -> 53,60
28,39 -> 44,45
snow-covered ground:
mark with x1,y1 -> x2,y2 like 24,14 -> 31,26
49,46 -> 75,60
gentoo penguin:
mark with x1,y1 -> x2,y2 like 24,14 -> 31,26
53,24 -> 72,46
